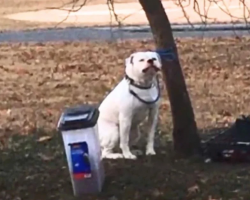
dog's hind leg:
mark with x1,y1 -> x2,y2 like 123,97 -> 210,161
130,126 -> 143,156
98,120 -> 123,159
129,125 -> 142,147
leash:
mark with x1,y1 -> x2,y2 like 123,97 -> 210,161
126,75 -> 161,105
125,75 -> 153,90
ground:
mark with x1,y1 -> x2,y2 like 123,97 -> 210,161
0,0 -> 152,31
1,0 -> 246,31
1,38 -> 250,200
0,0 -> 129,31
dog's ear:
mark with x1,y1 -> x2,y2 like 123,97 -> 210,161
125,54 -> 134,67
130,55 -> 134,65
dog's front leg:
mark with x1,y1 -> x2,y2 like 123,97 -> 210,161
146,106 -> 159,156
119,114 -> 137,159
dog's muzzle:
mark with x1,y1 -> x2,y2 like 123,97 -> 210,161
142,65 -> 160,73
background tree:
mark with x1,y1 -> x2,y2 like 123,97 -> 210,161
138,0 -> 200,156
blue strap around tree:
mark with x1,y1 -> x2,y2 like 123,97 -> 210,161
156,47 -> 176,62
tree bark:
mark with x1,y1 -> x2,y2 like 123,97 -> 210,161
139,0 -> 201,156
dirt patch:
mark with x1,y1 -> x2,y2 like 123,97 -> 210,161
0,0 -> 138,15
1,38 -> 250,200
0,0 -> 65,31
0,0 -> 148,31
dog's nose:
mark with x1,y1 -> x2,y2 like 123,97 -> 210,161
147,59 -> 154,64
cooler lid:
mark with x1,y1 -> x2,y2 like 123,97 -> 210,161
58,104 -> 99,131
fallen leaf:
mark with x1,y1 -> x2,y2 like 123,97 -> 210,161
200,178 -> 208,184
208,196 -> 222,200
25,175 -> 36,180
38,153 -> 54,161
188,184 -> 200,194
109,196 -> 118,200
6,109 -> 11,115
37,136 -> 52,142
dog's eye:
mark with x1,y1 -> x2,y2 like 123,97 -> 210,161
152,58 -> 156,61
139,59 -> 145,62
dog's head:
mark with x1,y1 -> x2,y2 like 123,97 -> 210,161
125,51 -> 162,83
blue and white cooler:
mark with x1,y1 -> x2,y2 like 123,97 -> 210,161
57,104 -> 104,196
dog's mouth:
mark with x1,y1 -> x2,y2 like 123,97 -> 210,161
142,65 -> 160,73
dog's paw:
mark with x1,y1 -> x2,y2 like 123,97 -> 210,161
146,148 -> 156,156
123,152 -> 137,160
131,149 -> 143,156
102,153 -> 123,159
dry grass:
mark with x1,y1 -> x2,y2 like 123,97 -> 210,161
1,38 -> 250,200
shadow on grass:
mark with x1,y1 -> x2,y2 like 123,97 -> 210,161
1,127 -> 250,200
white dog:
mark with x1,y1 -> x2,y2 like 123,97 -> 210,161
97,51 -> 162,159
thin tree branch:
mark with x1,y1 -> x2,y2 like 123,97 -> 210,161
50,0 -> 250,37
175,0 -> 194,28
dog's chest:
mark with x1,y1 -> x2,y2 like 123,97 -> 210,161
129,83 -> 159,123
130,95 -> 156,124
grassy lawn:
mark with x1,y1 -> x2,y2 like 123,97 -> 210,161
1,38 -> 250,200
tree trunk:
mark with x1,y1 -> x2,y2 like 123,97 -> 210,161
139,0 -> 201,156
